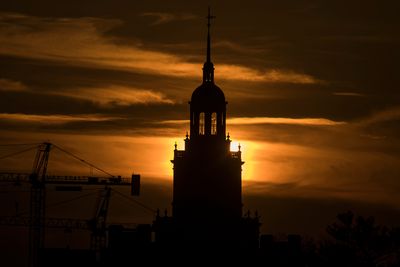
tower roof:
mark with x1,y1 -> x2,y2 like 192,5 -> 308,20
191,7 -> 225,109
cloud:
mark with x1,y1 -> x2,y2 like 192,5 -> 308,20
51,86 -> 174,107
355,106 -> 400,140
217,66 -> 317,83
141,12 -> 196,25
160,117 -> 345,126
0,12 -> 318,84
333,92 -> 365,97
228,117 -> 345,126
214,40 -> 268,54
360,106 -> 400,125
0,113 -> 121,124
0,78 -> 28,92
0,74 -> 173,107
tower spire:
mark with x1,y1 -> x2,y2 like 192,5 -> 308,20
206,7 -> 215,63
203,7 -> 215,83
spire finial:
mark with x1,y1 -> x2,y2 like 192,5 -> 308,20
202,7 -> 216,83
206,7 -> 215,63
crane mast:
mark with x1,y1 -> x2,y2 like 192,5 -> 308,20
29,142 -> 51,267
90,186 -> 111,251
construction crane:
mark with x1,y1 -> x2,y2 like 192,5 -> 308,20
0,185 -> 138,264
0,142 -> 142,267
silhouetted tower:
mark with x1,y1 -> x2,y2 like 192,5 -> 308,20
168,8 -> 256,246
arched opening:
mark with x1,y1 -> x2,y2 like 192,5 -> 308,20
199,112 -> 205,135
211,112 -> 217,135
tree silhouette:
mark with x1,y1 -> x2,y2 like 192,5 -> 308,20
319,211 -> 399,267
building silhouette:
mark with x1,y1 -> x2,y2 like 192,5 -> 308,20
153,9 -> 260,249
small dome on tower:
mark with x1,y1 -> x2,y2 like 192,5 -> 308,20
191,82 -> 225,110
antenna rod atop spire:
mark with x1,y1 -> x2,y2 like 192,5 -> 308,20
206,7 -> 215,63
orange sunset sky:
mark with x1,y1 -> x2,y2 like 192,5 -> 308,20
1,0 -> 400,239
